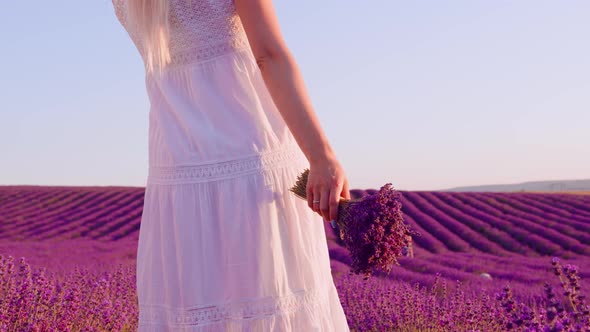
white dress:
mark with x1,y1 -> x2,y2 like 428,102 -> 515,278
112,0 -> 350,331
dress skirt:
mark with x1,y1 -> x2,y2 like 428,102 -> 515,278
135,47 -> 350,331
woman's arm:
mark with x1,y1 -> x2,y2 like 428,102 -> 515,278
235,0 -> 332,165
235,0 -> 351,222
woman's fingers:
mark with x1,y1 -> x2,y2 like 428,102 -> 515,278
306,181 -> 314,210
305,164 -> 350,221
329,182 -> 343,221
320,188 -> 330,220
312,187 -> 321,215
342,178 -> 351,200
306,174 -> 323,217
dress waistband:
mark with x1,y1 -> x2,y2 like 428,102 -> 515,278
147,145 -> 307,185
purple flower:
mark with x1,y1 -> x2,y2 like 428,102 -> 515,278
336,183 -> 418,278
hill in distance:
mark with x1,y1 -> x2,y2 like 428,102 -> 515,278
443,178 -> 590,193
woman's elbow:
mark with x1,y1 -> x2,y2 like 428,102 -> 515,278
253,46 -> 290,71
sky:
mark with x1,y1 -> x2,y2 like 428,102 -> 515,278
1,0 -> 589,191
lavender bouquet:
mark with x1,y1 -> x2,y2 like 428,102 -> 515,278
289,168 -> 419,280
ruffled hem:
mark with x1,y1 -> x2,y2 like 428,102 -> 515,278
136,145 -> 349,331
138,286 -> 348,332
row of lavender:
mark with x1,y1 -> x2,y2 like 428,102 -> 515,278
0,186 -> 144,241
2,186 -> 590,284
2,187 -> 588,254
392,191 -> 590,257
1,254 -> 588,331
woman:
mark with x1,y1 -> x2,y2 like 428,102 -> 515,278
112,0 -> 351,330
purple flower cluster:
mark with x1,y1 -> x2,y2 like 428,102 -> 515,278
337,271 -> 502,331
289,171 -> 418,280
494,258 -> 590,331
336,258 -> 590,332
550,258 -> 589,330
0,255 -> 137,331
337,183 -> 419,280
3,251 -> 588,331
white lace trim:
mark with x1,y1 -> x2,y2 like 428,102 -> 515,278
167,37 -> 251,69
112,0 -> 252,70
138,288 -> 328,327
147,145 -> 307,185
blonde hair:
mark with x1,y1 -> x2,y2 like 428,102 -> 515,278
126,0 -> 173,74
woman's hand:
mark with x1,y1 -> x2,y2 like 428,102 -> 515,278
306,153 -> 351,222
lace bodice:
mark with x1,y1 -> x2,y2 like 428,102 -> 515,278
112,0 -> 251,70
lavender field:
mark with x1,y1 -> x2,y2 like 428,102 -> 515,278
1,185 -> 589,331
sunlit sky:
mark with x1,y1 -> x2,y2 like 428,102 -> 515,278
1,1 -> 589,190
